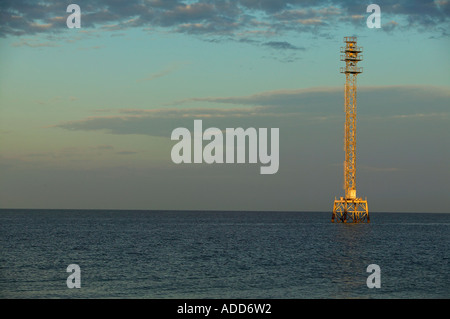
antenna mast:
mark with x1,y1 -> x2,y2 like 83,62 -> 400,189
332,36 -> 370,223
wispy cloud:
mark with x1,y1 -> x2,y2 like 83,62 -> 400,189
389,112 -> 449,119
92,144 -> 114,150
77,45 -> 105,50
35,96 -> 78,105
12,38 -> 59,48
262,41 -> 304,50
136,62 -> 188,83
116,151 -> 139,155
359,165 -> 400,172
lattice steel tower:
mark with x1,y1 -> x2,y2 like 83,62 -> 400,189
332,36 -> 369,223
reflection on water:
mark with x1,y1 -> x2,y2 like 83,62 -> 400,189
330,224 -> 375,298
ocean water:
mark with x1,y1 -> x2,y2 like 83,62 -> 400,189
0,210 -> 448,299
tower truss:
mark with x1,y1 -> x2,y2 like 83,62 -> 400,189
332,36 -> 369,223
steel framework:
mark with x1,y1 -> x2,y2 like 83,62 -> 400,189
332,36 -> 369,223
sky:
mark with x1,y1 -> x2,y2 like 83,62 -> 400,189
0,0 -> 449,212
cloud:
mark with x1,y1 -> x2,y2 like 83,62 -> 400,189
92,144 -> 114,150
1,0 -> 448,39
262,41 -> 304,50
11,38 -> 59,48
359,165 -> 400,172
383,20 -> 399,32
174,85 -> 450,116
34,96 -> 78,105
389,112 -> 449,119
116,151 -> 139,155
53,107 -> 274,137
53,85 -> 450,137
77,45 -> 105,50
136,62 -> 188,83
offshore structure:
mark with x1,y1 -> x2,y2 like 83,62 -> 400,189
332,36 -> 369,223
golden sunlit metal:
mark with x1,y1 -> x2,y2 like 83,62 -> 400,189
332,36 -> 369,223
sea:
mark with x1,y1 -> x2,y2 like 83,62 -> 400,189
0,210 -> 448,299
